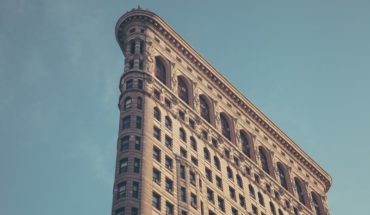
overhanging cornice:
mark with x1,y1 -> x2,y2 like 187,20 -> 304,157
115,8 -> 332,192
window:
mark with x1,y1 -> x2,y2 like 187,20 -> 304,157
178,76 -> 190,104
119,158 -> 128,173
189,119 -> 195,129
204,148 -> 210,161
259,147 -> 270,174
216,176 -> 223,190
277,163 -> 289,190
165,178 -> 173,194
274,190 -> 280,200
165,116 -> 172,129
179,128 -> 186,142
153,126 -> 161,140
134,136 -> 141,150
214,156 -> 221,170
293,207 -> 299,215
312,192 -> 323,215
117,182 -> 126,199
258,192 -> 265,206
295,178 -> 307,206
218,196 -> 225,211
154,90 -> 160,100
136,97 -> 142,109
126,79 -> 133,89
209,210 -> 215,215
115,208 -> 125,215
201,130 -> 208,140
211,138 -> 218,148
252,205 -> 258,215
155,58 -> 166,85
166,202 -> 174,215
152,192 -> 161,210
120,136 -> 129,151
224,149 -> 230,159
165,136 -> 173,149
190,137 -> 197,151
227,167 -> 233,180
240,131 -> 252,158
136,116 -> 142,129
132,181 -> 139,198
191,156 -> 198,166
165,156 -> 173,170
270,202 -> 277,215
153,146 -> 161,162
180,147 -> 187,158
207,188 -> 214,203
249,184 -> 256,199
181,211 -> 188,215
205,168 -> 212,182
255,174 -> 260,184
122,116 -> 131,129
138,79 -> 143,89
131,208 -> 138,215
154,107 -> 161,121
190,171 -> 196,185
199,95 -> 211,123
232,207 -> 238,215
239,195 -> 246,207
180,187 -> 187,202
133,158 -> 140,173
190,193 -> 197,208
129,40 -> 135,54
153,168 -> 161,184
234,157 -> 239,165
229,187 -> 236,200
139,40 -> 144,54
129,60 -> 134,69
124,97 -> 132,110
165,98 -> 172,108
278,209 -> 284,215
178,110 -> 185,120
236,174 -> 243,188
180,165 -> 186,179
220,113 -> 231,141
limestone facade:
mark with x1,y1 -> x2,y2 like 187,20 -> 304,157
111,8 -> 332,215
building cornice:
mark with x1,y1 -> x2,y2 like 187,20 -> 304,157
115,8 -> 332,192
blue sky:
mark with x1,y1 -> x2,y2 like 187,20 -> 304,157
1,0 -> 369,214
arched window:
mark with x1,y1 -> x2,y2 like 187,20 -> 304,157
136,97 -> 142,109
270,202 -> 277,215
227,167 -> 233,180
240,131 -> 252,159
294,178 -> 307,206
259,147 -> 271,175
154,107 -> 161,121
204,148 -> 210,161
165,116 -> 172,130
258,192 -> 265,206
190,137 -> 197,151
199,95 -> 211,123
178,77 -> 189,104
124,97 -> 132,110
312,192 -> 323,215
220,113 -> 231,141
155,58 -> 166,85
179,128 -> 186,142
277,163 -> 289,190
249,184 -> 255,198
236,174 -> 243,188
214,156 -> 221,170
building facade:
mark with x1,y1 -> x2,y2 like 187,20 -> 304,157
112,8 -> 332,215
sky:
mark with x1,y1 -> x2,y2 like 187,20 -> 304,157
0,0 -> 369,214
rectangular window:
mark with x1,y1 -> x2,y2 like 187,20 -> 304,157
165,98 -> 172,108
152,192 -> 161,210
180,165 -> 186,179
218,196 -> 225,212
190,171 -> 196,186
134,136 -> 141,150
154,90 -> 160,100
153,146 -> 161,162
115,208 -> 125,215
165,178 -> 173,194
190,193 -> 197,208
132,181 -> 139,198
122,116 -> 131,130
189,119 -> 195,129
205,168 -> 212,182
178,110 -> 185,120
136,116 -> 142,129
252,205 -> 258,215
126,79 -> 133,89
207,188 -> 214,203
120,136 -> 129,151
191,156 -> 198,166
180,187 -> 187,202
133,158 -> 140,173
239,195 -> 246,208
232,207 -> 238,215
138,79 -> 143,89
153,126 -> 161,141
229,187 -> 236,200
119,158 -> 128,174
180,147 -> 187,158
165,156 -> 173,171
216,176 -> 223,190
166,202 -> 174,215
165,136 -> 173,149
153,168 -> 161,184
117,182 -> 126,199
131,208 -> 138,215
